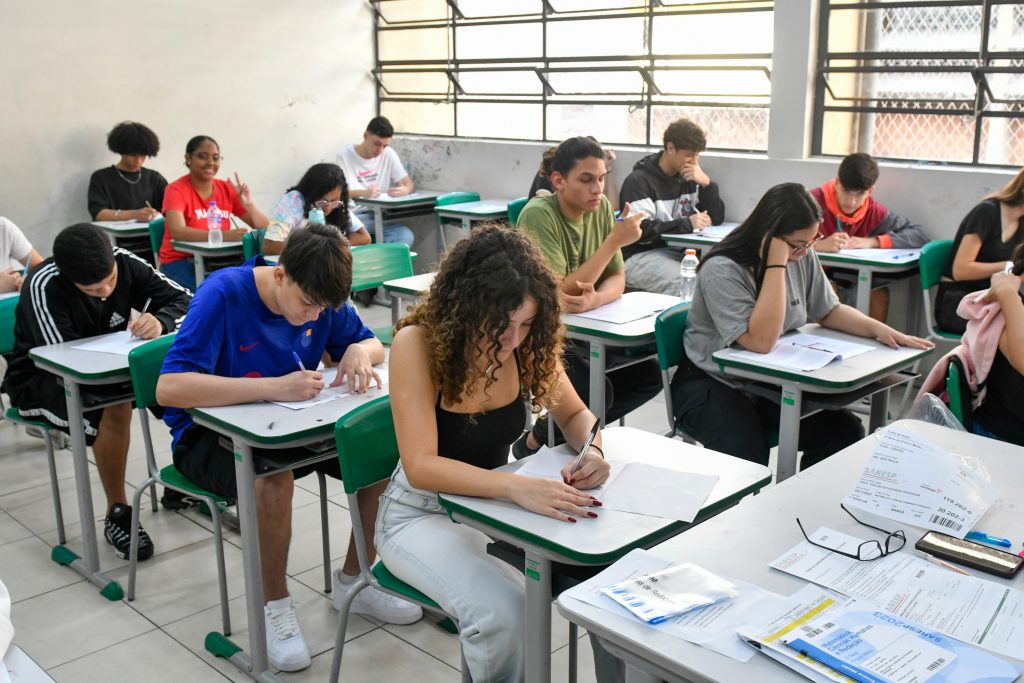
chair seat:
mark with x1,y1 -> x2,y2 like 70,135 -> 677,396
5,406 -> 54,429
371,562 -> 440,609
931,327 -> 962,341
158,464 -> 234,504
372,326 -> 393,346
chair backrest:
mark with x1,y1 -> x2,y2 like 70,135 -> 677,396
0,294 -> 20,356
350,244 -> 414,293
919,239 -> 953,291
507,197 -> 529,225
654,302 -> 690,372
148,217 -> 166,257
945,355 -> 973,430
242,228 -> 266,260
436,191 -> 480,208
334,396 -> 399,495
127,335 -> 177,410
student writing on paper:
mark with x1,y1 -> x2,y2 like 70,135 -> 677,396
262,162 -> 371,256
383,225 -> 610,683
336,116 -> 415,248
672,183 -> 932,469
87,121 -> 167,224
156,224 -> 420,673
619,117 -> 726,296
810,153 -> 929,321
2,225 -> 190,565
159,135 -> 269,291
0,216 -> 43,293
936,166 -> 1024,334
517,136 -> 661,456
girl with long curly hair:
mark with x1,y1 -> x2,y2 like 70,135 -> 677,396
377,224 -> 609,682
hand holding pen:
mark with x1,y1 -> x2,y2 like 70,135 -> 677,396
560,419 -> 611,490
128,298 -> 161,340
279,351 -> 324,401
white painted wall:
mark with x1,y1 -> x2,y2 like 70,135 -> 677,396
0,0 -> 377,254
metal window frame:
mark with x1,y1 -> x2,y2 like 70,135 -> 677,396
812,0 -> 1024,167
370,0 -> 775,151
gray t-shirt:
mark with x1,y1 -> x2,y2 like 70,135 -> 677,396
684,250 -> 839,384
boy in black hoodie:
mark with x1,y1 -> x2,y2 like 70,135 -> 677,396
3,224 -> 191,561
619,118 -> 726,295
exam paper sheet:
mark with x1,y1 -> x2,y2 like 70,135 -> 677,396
769,527 -> 1024,661
731,333 -> 873,372
843,426 -> 999,536
71,330 -> 151,356
269,365 -> 388,410
832,248 -> 920,262
570,292 -> 679,325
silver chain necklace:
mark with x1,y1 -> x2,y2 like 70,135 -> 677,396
114,166 -> 142,185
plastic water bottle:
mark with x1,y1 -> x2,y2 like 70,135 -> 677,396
207,201 -> 223,245
679,249 -> 699,302
307,207 -> 326,225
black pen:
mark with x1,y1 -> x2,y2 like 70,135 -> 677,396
570,419 -> 601,476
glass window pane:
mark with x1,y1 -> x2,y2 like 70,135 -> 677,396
820,110 -> 975,163
652,12 -> 773,54
380,71 -> 450,96
654,67 -> 771,98
458,70 -> 543,95
550,0 -> 645,10
377,0 -> 448,24
546,104 -> 647,145
456,23 -> 542,59
547,17 -> 646,58
458,103 -> 542,139
827,6 -> 982,54
988,4 -> 1024,52
651,106 -> 768,151
546,70 -> 643,95
457,0 -> 543,18
379,27 -> 450,62
382,101 -> 455,136
979,115 -> 1024,166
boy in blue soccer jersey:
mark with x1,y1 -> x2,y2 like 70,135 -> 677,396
156,223 -> 420,672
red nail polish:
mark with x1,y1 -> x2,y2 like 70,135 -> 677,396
591,499 -> 602,507
567,517 -> 577,523
587,511 -> 598,519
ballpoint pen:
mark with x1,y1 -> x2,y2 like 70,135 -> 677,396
965,530 -> 1012,547
569,419 -> 601,476
130,297 -> 152,340
292,351 -> 306,372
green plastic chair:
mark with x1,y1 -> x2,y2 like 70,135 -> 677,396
507,196 -> 529,226
945,356 -> 972,431
435,191 -> 481,252
919,240 -> 961,343
126,335 -> 235,634
0,294 -> 67,544
242,228 -> 266,260
654,302 -> 690,436
148,217 -> 165,267
350,243 -> 414,344
329,396 -> 469,683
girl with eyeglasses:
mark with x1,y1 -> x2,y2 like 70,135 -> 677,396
671,182 -> 931,469
263,163 -> 371,256
159,135 -> 269,290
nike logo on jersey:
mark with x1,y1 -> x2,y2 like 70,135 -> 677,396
109,312 -> 126,327
239,342 -> 259,352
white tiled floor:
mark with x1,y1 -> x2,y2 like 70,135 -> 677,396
2,300 -> 652,682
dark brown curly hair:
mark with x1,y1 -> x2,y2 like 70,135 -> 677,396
396,223 -> 564,412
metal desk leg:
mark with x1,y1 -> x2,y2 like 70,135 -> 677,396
854,267 -> 872,314
523,550 -> 552,683
194,255 -> 207,286
869,386 -> 890,432
205,441 -> 282,683
776,385 -> 803,482
390,294 -> 402,326
589,341 -> 607,426
461,217 -> 471,232
51,379 -> 123,599
373,208 -> 384,244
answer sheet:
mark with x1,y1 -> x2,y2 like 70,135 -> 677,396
71,330 -> 151,356
832,248 -> 920,262
570,291 -> 680,325
269,365 -> 388,410
731,333 -> 873,372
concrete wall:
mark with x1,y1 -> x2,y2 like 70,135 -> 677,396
0,0 -> 377,254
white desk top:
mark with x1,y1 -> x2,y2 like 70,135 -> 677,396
29,332 -> 145,382
563,292 -> 682,343
382,272 -> 435,295
558,420 -> 1024,681
713,324 -> 932,391
439,427 -> 771,565
433,199 -> 511,216
353,189 -> 445,206
92,220 -> 151,234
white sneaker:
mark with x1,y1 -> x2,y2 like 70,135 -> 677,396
264,600 -> 311,672
333,569 -> 423,625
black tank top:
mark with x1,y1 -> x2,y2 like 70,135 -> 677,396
435,364 -> 529,471
973,350 -> 1024,446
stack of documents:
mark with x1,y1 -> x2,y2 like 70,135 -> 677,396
601,562 -> 738,624
731,333 -> 873,372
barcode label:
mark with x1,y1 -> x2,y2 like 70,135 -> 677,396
800,621 -> 834,639
929,514 -> 963,532
927,657 -> 946,672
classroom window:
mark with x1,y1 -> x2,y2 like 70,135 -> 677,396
372,0 -> 774,151
813,1 -> 1024,167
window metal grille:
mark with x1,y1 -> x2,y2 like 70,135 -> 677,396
813,0 -> 1024,167
372,0 -> 774,151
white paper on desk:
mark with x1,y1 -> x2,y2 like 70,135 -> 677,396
71,330 -> 150,356
571,548 -> 785,662
269,365 -> 388,410
571,292 -> 679,325
731,333 -> 873,372
843,425 -> 998,536
514,447 -> 623,492
693,222 -> 738,238
833,247 -> 920,262
769,527 -> 1024,662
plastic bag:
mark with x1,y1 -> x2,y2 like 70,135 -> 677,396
906,392 -> 966,432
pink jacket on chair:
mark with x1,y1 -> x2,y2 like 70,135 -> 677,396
918,293 -> 1005,405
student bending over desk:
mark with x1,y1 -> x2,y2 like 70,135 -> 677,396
262,162 -> 371,256
672,183 -> 932,469
155,224 -> 421,673
383,225 -> 609,682
159,135 -> 269,291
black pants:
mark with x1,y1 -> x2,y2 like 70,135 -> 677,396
670,363 -> 864,470
531,342 -> 661,446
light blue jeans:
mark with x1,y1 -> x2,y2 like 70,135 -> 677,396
624,247 -> 684,296
375,465 -> 526,683
382,224 -> 415,248
160,258 -> 197,292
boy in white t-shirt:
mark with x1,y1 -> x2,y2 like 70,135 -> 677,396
0,217 -> 44,293
336,117 -> 416,248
